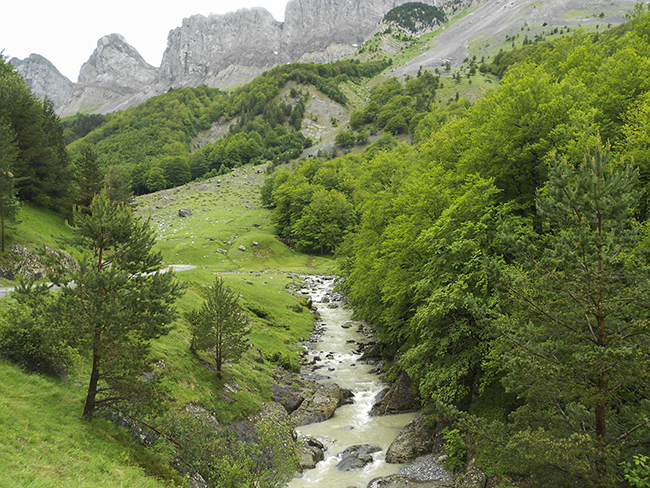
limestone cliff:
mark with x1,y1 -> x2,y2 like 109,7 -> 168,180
9,54 -> 73,109
57,34 -> 159,115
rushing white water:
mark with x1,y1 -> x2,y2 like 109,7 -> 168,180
288,277 -> 416,488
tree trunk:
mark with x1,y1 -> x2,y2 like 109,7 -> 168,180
83,331 -> 101,420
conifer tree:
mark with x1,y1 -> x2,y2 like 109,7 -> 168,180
488,141 -> 650,486
46,190 -> 184,420
187,277 -> 250,381
0,122 -> 19,253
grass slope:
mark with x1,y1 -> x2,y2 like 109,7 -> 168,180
1,163 -> 333,486
0,362 -> 178,488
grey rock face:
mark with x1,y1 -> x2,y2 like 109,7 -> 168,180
386,415 -> 436,463
370,371 -> 420,416
160,8 -> 284,89
282,0 -> 436,61
366,475 -> 453,488
10,54 -> 73,110
58,34 -> 159,116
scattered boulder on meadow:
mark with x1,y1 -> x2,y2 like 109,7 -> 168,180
178,208 -> 192,217
386,415 -> 436,463
370,371 -> 420,416
238,245 -> 246,251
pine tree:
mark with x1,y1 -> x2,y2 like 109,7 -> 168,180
187,277 -> 250,381
45,190 -> 184,420
0,123 -> 19,253
488,141 -> 650,486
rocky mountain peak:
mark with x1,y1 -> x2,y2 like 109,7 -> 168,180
78,33 -> 157,89
159,7 -> 285,89
9,54 -> 73,109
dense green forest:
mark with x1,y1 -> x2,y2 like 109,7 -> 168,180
261,6 -> 650,487
62,59 -> 390,196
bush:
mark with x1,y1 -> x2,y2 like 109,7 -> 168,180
0,299 -> 75,376
443,428 -> 467,473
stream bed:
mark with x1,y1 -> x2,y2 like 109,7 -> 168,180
288,277 -> 417,488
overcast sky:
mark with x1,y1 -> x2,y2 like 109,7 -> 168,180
1,0 -> 289,82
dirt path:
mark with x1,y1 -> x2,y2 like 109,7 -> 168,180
0,265 -> 196,300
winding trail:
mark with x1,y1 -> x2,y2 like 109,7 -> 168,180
0,264 -> 196,300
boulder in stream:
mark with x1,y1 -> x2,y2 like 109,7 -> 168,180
289,383 -> 353,427
386,415 -> 435,463
370,371 -> 420,416
336,444 -> 382,471
299,436 -> 326,470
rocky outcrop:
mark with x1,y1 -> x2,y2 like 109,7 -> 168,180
10,54 -> 73,108
298,435 -> 326,469
367,475 -> 453,488
21,0 -> 442,115
386,415 -> 435,463
370,371 -> 420,416
0,245 -> 77,281
336,444 -> 382,471
272,383 -> 306,414
58,34 -> 159,115
289,383 -> 353,426
160,8 -> 284,90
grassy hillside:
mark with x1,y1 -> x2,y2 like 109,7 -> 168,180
0,361 -> 179,488
0,163 -> 334,486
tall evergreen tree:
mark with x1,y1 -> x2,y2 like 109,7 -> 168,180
44,190 -> 184,420
0,122 -> 19,253
484,141 -> 650,486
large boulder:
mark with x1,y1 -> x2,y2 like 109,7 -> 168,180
370,371 -> 420,416
299,436 -> 325,470
289,383 -> 353,427
386,415 -> 435,463
336,444 -> 382,471
271,383 -> 305,414
366,475 -> 453,488
455,460 -> 487,488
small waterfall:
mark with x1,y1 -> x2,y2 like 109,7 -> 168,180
288,277 -> 416,488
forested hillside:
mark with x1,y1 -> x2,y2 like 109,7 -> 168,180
262,5 -> 650,486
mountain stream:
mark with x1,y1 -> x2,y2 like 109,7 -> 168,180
288,277 -> 416,488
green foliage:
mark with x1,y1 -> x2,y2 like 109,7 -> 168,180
0,121 -> 19,253
0,298 -> 76,375
442,428 -> 467,473
0,56 -> 71,212
0,361 -> 174,488
481,141 -> 650,486
16,191 -> 184,420
383,2 -> 447,32
168,412 -> 299,488
61,112 -> 108,145
623,454 -> 650,487
187,277 -> 250,380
